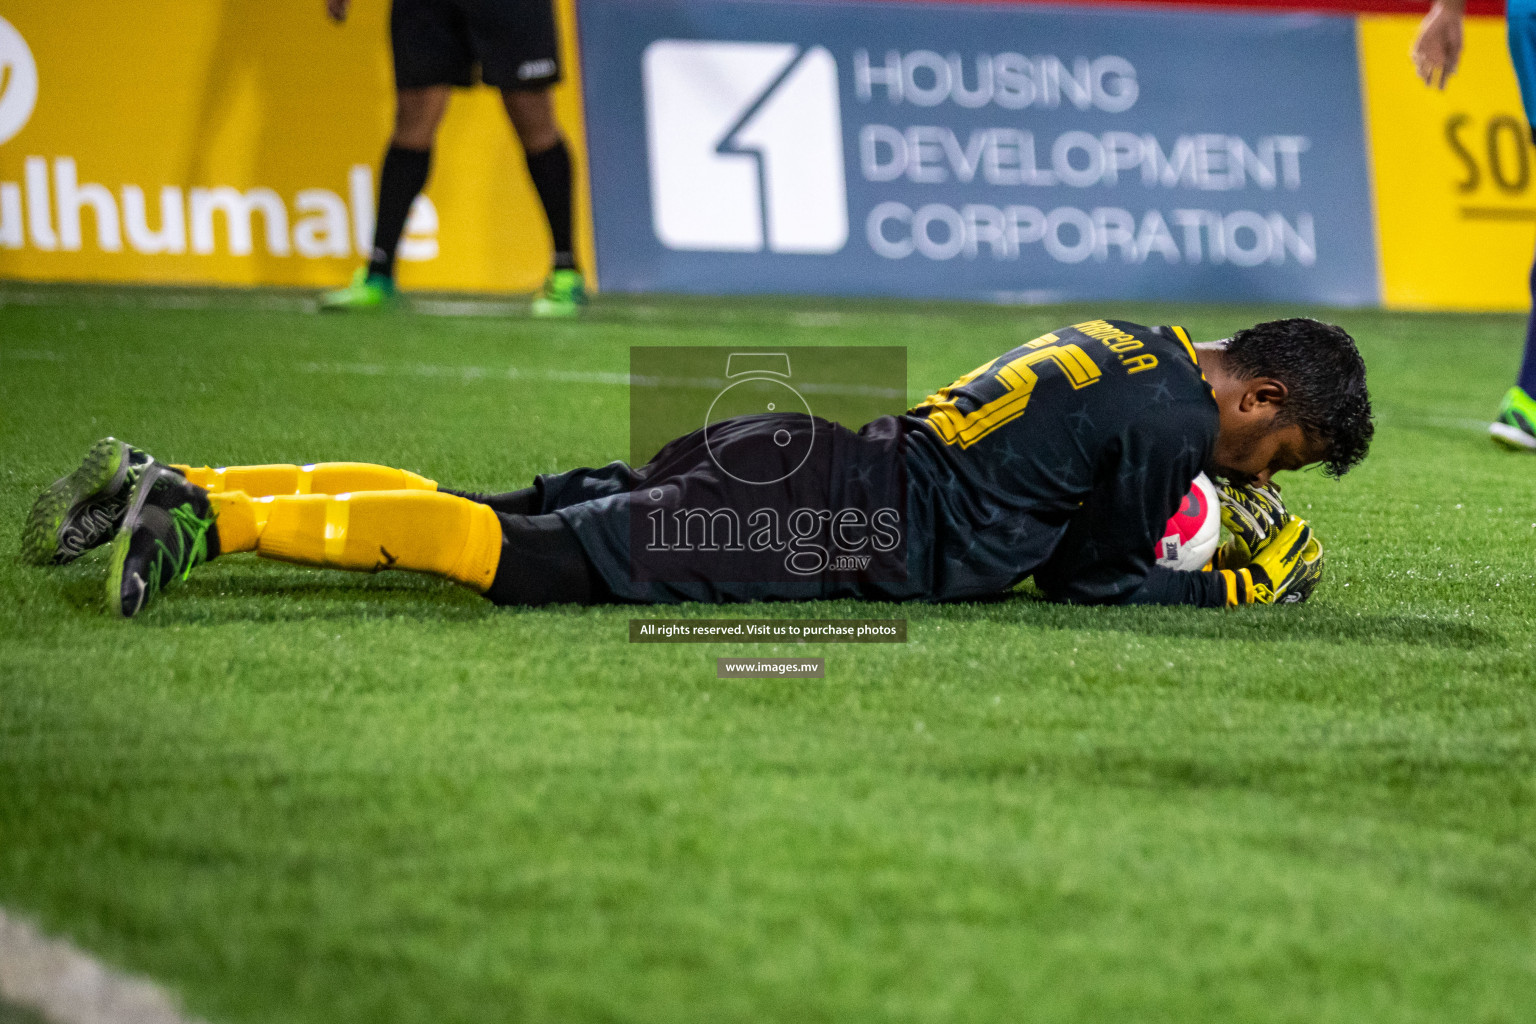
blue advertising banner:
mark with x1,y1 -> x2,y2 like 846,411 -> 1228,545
579,0 -> 1378,305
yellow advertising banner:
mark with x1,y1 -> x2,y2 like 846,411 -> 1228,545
0,0 -> 593,293
1360,14 -> 1536,311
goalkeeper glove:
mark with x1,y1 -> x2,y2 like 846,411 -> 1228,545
1215,479 -> 1289,567
1217,516 -> 1324,605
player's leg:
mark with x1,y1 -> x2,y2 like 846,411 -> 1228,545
471,0 -> 586,316
502,89 -> 577,275
321,0 -> 469,311
107,468 -> 510,617
1492,248 -> 1536,450
23,435 -> 615,565
437,486 -> 539,514
1494,13 -> 1536,449
320,86 -> 449,310
481,512 -> 604,604
176,462 -> 439,496
24,440 -> 452,567
375,87 -> 450,271
440,461 -> 645,515
501,88 -> 584,317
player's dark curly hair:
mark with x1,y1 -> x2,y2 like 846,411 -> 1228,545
1224,318 -> 1374,477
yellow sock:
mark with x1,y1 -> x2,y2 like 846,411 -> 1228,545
172,462 -> 437,497
207,491 -> 266,553
221,490 -> 502,592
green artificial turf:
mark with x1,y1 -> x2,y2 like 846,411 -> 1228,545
0,283 -> 1533,1024
0,1003 -> 47,1024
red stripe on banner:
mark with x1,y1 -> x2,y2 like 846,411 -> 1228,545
838,0 -> 1505,17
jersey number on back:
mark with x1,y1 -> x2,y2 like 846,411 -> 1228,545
918,333 -> 1102,449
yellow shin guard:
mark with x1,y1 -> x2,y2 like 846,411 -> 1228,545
208,490 -> 503,592
174,462 -> 437,497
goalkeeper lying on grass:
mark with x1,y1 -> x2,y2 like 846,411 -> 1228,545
23,318 -> 1371,617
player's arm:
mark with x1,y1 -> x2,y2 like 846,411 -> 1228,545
1132,483 -> 1325,606
1033,401 -> 1221,606
1119,564 -> 1229,607
1412,0 -> 1465,89
1212,518 -> 1323,605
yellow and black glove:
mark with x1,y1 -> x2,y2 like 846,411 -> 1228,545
1217,516 -> 1324,605
1215,479 -> 1289,568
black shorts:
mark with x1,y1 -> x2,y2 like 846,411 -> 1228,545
535,415 -> 916,604
391,0 -> 560,91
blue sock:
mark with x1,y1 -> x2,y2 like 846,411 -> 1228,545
1521,253 -> 1536,396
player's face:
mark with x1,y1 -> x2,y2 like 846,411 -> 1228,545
1213,419 -> 1322,487
1210,373 -> 1328,486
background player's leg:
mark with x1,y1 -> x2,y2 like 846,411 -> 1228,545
1494,16 -> 1536,450
1520,255 -> 1536,399
175,462 -> 439,497
502,88 -> 586,317
210,490 -> 503,592
1492,241 -> 1536,450
368,87 -> 449,280
503,89 -> 571,268
322,0 -> 470,311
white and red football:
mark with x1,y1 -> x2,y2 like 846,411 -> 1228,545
1155,472 -> 1221,571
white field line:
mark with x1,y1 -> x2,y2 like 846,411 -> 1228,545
0,908 -> 204,1024
2,349 -> 66,361
0,288 -> 519,316
0,286 -> 869,326
295,360 -> 908,399
0,344 -> 1500,434
287,363 -> 1509,427
1384,413 -> 1490,432
0,288 -> 312,314
410,298 -> 529,317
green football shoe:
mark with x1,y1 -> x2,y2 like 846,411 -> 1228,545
107,465 -> 218,619
531,268 -> 587,318
1490,386 -> 1536,451
318,268 -> 397,311
21,437 -> 160,566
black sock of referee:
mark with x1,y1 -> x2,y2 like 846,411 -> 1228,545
524,139 -> 576,270
368,145 -> 432,280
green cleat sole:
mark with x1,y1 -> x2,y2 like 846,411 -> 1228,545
105,529 -> 131,617
530,298 -> 582,318
531,269 -> 587,318
318,269 -> 397,312
1490,421 -> 1536,451
318,296 -> 396,313
21,438 -> 127,566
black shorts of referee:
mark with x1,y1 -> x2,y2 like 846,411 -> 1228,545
391,0 -> 561,91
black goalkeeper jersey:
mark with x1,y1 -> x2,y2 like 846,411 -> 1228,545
901,318 -> 1229,607
547,317 -> 1230,606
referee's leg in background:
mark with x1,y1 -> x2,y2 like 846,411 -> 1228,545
320,0 -> 586,317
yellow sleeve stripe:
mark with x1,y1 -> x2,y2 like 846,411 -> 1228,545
1220,569 -> 1238,607
1219,568 -> 1258,606
1169,325 -> 1206,381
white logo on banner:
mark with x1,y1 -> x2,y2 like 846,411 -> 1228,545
643,40 -> 847,254
0,17 -> 38,145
